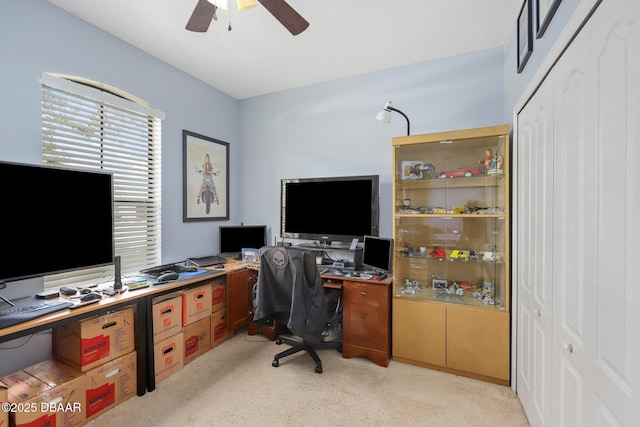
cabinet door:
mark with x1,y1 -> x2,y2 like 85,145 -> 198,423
227,269 -> 250,331
516,75 -> 554,427
447,305 -> 509,381
392,298 -> 446,366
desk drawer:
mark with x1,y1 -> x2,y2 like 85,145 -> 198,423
344,281 -> 383,307
345,302 -> 382,349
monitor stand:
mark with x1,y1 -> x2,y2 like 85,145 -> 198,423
0,282 -> 15,307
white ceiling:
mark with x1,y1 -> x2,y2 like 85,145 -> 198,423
47,0 -> 520,100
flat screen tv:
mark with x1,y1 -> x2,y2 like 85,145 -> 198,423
219,225 -> 267,256
281,175 -> 379,244
0,161 -> 114,285
362,235 -> 394,274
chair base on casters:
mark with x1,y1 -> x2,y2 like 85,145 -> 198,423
272,335 -> 342,374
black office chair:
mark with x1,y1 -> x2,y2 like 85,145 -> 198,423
253,246 -> 342,373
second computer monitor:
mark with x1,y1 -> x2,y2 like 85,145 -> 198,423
362,235 -> 393,274
219,225 -> 267,259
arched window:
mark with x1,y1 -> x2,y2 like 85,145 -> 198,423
41,73 -> 164,287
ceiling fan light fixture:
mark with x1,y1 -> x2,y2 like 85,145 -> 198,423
236,0 -> 258,11
208,0 -> 228,11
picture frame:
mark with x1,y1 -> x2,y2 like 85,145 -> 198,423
517,0 -> 533,74
536,0 -> 562,38
183,130 -> 229,222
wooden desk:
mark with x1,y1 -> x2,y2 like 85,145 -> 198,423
0,265 -> 243,395
321,274 -> 393,367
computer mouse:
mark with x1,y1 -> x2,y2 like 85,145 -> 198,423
81,292 -> 102,302
157,271 -> 179,282
185,266 -> 198,272
79,288 -> 92,295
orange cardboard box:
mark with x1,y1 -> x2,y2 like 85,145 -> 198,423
154,332 -> 184,384
152,293 -> 183,343
53,307 -> 134,372
84,351 -> 136,422
210,277 -> 226,313
182,284 -> 212,326
0,385 -> 7,427
210,309 -> 228,349
182,318 -> 210,365
1,360 -> 86,427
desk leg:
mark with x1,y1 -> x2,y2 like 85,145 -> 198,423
135,299 -> 148,396
143,295 -> 156,392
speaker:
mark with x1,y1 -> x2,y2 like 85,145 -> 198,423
113,255 -> 122,290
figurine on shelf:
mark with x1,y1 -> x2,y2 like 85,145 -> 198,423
479,149 -> 492,173
487,151 -> 504,176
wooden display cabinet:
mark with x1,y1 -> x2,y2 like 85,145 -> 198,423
391,124 -> 511,385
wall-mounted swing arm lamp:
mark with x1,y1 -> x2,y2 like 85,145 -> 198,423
376,101 -> 411,136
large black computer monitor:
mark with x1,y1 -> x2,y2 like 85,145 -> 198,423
362,235 -> 394,274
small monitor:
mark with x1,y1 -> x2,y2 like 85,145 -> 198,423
362,235 -> 394,274
219,225 -> 267,259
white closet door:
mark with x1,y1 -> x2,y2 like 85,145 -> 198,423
516,76 -> 555,427
552,0 -> 639,425
587,0 -> 639,424
552,20 -> 596,424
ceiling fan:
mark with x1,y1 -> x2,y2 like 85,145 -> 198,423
186,0 -> 309,35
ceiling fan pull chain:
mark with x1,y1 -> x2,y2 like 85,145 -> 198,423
228,6 -> 232,31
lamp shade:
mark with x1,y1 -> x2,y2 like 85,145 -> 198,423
208,0 -> 228,10
237,0 -> 258,11
376,109 -> 391,124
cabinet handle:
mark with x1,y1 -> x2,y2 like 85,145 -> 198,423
361,314 -> 367,320
360,291 -> 367,296
563,342 -> 573,353
534,308 -> 541,317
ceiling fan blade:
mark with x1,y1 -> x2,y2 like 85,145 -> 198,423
186,0 -> 218,32
257,0 -> 309,35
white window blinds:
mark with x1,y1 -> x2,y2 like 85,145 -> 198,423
41,73 -> 164,288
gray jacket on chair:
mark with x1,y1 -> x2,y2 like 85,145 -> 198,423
253,246 -> 328,344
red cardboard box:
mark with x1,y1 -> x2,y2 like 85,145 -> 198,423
210,277 -> 226,313
182,284 -> 212,326
154,333 -> 184,384
182,318 -> 210,365
210,310 -> 228,349
84,352 -> 137,422
0,385 -> 7,427
1,360 -> 86,427
53,307 -> 134,372
152,293 -> 183,343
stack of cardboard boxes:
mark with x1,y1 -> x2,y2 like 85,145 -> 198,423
209,277 -> 228,349
152,281 -> 214,384
0,306 -> 136,426
0,276 -> 232,426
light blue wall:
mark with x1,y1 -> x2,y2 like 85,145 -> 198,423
238,49 -> 505,241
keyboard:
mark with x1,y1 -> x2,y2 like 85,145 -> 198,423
186,255 -> 227,267
0,299 -> 74,329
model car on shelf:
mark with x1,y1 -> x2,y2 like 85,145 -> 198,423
437,167 -> 482,178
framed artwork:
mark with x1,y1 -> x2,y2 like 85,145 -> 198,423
536,0 -> 562,38
517,0 -> 533,74
183,130 -> 229,221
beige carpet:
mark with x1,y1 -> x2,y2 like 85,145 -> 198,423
86,331 -> 530,426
